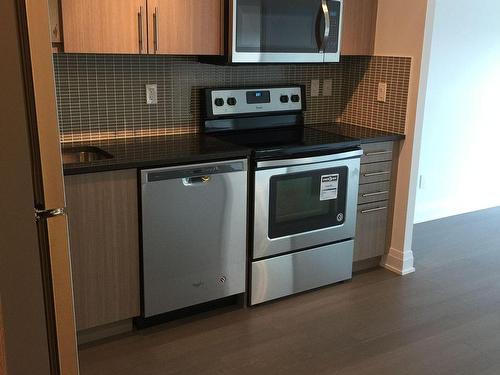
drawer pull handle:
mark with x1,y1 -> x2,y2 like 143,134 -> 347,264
362,190 -> 389,198
363,171 -> 391,177
361,206 -> 388,214
365,151 -> 392,157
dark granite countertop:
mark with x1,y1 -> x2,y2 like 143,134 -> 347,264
62,124 -> 404,175
62,134 -> 252,175
310,122 -> 405,144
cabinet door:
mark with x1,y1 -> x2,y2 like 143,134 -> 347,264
149,0 -> 223,55
61,0 -> 147,54
341,0 -> 378,55
354,201 -> 388,261
65,170 -> 140,331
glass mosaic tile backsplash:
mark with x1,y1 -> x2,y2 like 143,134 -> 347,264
53,54 -> 411,144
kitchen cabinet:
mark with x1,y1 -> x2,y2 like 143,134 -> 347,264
60,0 -> 147,54
57,0 -> 223,55
354,141 -> 395,263
355,201 -> 389,261
342,0 -> 378,56
65,170 -> 140,331
360,161 -> 393,184
148,0 -> 224,55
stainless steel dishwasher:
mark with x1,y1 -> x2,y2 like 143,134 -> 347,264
140,159 -> 247,318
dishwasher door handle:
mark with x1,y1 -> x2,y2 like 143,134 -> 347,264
182,176 -> 211,186
143,160 -> 247,184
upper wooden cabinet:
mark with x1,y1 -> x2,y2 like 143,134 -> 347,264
148,0 -> 224,55
342,0 -> 378,56
61,0 -> 147,54
56,0 -> 223,55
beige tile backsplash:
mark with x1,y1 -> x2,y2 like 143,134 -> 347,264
53,54 -> 411,144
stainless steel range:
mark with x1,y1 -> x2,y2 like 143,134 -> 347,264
203,86 -> 362,305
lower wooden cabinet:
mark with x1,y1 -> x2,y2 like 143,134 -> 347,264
354,201 -> 389,262
64,170 -> 140,331
354,141 -> 396,263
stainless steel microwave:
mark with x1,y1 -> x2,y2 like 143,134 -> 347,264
226,0 -> 343,64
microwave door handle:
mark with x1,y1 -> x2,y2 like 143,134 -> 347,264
319,0 -> 330,53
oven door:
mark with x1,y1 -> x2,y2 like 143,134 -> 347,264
230,0 -> 342,63
253,152 -> 360,260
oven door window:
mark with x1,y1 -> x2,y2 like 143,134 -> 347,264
236,0 -> 323,53
268,167 -> 348,239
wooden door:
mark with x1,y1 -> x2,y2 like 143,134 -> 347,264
149,0 -> 223,55
61,0 -> 147,54
342,0 -> 378,55
24,0 -> 80,373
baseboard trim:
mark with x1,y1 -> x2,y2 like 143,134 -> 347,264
77,319 -> 134,346
353,257 -> 382,274
380,247 -> 415,276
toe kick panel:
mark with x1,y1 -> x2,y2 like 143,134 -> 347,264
251,240 -> 354,305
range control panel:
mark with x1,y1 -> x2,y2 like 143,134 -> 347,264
208,87 -> 304,117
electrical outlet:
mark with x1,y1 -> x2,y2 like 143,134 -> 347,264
311,79 -> 320,97
323,79 -> 332,97
377,82 -> 387,102
146,84 -> 158,105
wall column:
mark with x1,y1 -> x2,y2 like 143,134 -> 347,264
374,0 -> 435,275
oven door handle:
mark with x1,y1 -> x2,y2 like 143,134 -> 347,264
319,0 -> 331,53
256,149 -> 363,169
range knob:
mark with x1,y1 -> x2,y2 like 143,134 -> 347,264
280,95 -> 289,103
214,98 -> 224,107
291,94 -> 300,103
227,97 -> 237,106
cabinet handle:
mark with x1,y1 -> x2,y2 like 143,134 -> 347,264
138,7 -> 143,53
363,171 -> 391,177
361,206 -> 388,214
362,190 -> 389,198
365,150 -> 392,157
153,7 -> 159,53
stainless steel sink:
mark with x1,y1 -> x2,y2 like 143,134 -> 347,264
61,146 -> 113,164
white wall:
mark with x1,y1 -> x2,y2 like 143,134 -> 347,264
415,0 -> 500,223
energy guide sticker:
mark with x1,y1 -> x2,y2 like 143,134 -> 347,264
320,174 -> 339,201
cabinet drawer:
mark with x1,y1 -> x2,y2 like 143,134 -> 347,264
358,181 -> 391,205
361,142 -> 394,164
354,201 -> 389,262
360,161 -> 392,184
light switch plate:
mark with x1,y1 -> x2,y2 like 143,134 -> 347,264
146,84 -> 158,105
377,82 -> 388,102
323,79 -> 332,97
311,80 -> 320,97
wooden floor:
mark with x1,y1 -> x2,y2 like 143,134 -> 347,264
79,207 -> 500,375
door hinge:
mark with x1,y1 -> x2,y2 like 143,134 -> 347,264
35,207 -> 66,222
